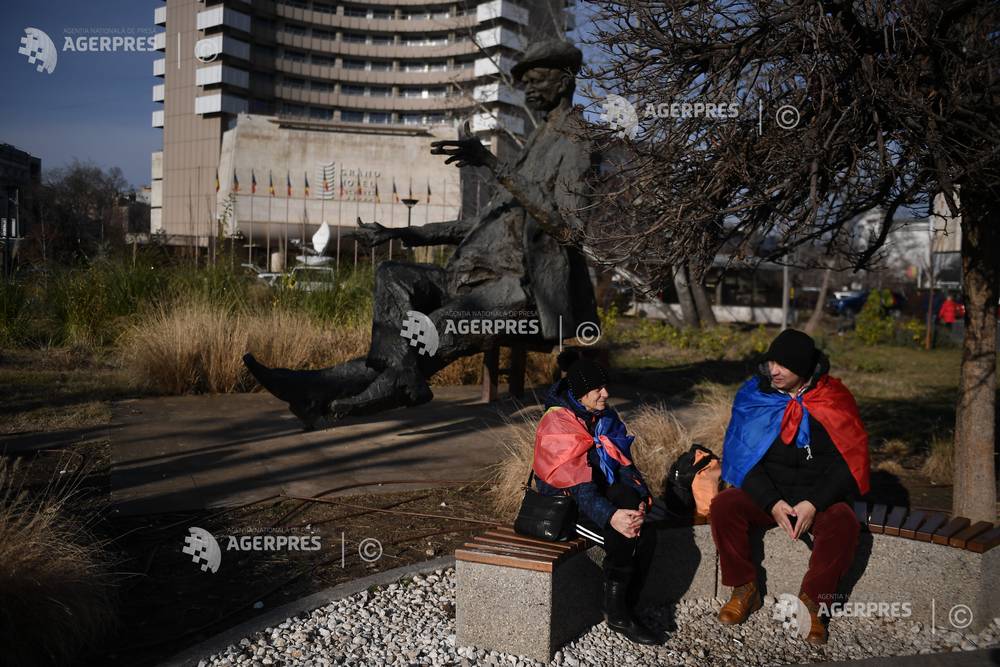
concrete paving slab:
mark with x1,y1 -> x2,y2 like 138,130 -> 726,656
109,382 -> 680,516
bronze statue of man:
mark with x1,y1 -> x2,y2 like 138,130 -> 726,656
244,40 -> 599,429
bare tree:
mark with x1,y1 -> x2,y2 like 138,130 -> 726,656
515,1 -> 999,521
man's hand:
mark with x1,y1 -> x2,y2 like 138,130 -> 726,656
771,500 -> 797,539
610,509 -> 644,539
354,218 -> 395,248
791,500 -> 817,539
430,137 -> 498,170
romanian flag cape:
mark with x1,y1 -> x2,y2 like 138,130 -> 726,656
721,375 -> 870,495
533,406 -> 633,488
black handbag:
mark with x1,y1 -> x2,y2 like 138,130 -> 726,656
513,469 -> 578,542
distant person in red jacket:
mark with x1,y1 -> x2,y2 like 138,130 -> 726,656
938,294 -> 958,326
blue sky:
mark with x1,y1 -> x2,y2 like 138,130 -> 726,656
0,1 -> 160,188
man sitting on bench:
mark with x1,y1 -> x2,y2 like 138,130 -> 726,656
711,329 -> 871,643
531,353 -> 659,645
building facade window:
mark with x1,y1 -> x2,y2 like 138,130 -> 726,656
341,110 -> 364,122
310,107 -> 334,120
341,84 -> 365,96
367,112 -> 390,124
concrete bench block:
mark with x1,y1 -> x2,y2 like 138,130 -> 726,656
455,554 -> 603,663
718,528 -> 1000,631
584,524 -> 718,606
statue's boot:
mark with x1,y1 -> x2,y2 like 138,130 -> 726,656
243,353 -> 317,404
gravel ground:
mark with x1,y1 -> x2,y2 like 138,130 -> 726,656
199,567 -> 1000,667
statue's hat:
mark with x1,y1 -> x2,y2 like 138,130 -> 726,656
510,39 -> 583,82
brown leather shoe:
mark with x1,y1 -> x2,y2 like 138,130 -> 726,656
798,592 -> 829,644
718,581 -> 762,625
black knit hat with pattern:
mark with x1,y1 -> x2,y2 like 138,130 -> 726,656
567,358 -> 608,399
765,329 -> 818,379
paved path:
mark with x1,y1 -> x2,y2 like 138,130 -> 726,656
109,385 -> 672,516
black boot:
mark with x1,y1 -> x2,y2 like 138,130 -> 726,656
604,579 -> 660,645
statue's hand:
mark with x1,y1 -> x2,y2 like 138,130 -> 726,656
430,137 -> 497,170
354,218 -> 395,248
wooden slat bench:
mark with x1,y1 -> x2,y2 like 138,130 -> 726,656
852,501 -> 999,554
455,526 -> 604,663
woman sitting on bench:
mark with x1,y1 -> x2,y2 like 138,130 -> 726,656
530,352 -> 659,645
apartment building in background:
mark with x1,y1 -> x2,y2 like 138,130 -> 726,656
150,0 -> 574,267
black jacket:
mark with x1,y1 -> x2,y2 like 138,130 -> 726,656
741,354 -> 860,513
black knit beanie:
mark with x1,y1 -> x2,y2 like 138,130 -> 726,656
765,329 -> 818,379
567,358 -> 608,399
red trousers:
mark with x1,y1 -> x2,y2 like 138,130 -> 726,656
709,487 -> 860,604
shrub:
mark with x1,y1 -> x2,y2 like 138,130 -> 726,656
0,459 -> 116,667
119,300 -> 369,394
921,435 -> 953,484
855,288 -> 896,346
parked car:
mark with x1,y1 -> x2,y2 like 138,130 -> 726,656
241,262 -> 281,287
288,266 -> 336,292
826,289 -> 906,316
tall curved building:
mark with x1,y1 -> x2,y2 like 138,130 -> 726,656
150,0 -> 575,268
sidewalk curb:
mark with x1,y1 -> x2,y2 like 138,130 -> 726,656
158,555 -> 456,667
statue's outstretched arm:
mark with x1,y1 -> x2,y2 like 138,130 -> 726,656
395,219 -> 472,247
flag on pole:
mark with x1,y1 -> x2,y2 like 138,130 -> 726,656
392,178 -> 399,203
304,172 -> 310,198
232,169 -> 240,193
286,171 -> 292,197
268,170 -> 275,196
374,181 -> 380,203
251,170 -> 257,194
426,180 -> 431,204
339,172 -> 345,198
319,162 -> 336,201
214,169 -> 220,193
408,178 -> 413,199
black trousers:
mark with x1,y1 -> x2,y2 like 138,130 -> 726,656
574,483 -> 657,590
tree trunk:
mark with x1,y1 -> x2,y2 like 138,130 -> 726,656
689,265 -> 719,327
953,183 -> 999,522
673,264 -> 700,327
804,266 -> 833,335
